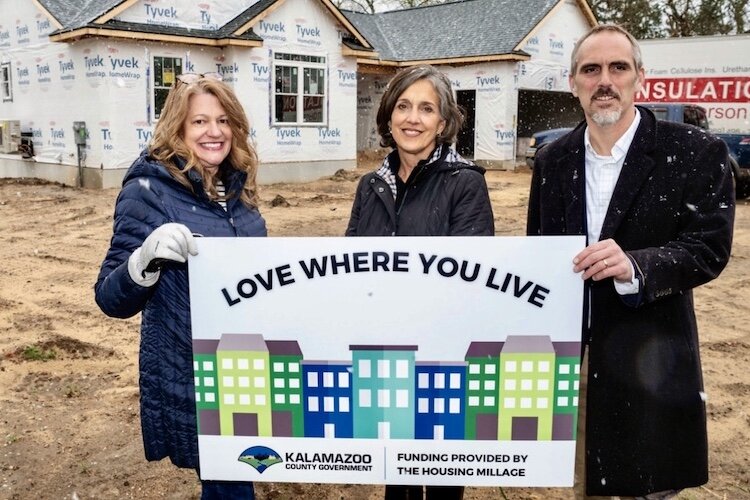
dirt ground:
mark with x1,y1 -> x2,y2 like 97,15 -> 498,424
0,162 -> 748,500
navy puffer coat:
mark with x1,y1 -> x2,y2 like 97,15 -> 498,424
95,151 -> 266,468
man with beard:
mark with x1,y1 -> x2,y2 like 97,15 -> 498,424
527,24 -> 734,499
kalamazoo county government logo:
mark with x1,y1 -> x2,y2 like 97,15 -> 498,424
238,446 -> 283,473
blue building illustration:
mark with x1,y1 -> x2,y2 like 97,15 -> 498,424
302,360 -> 353,438
415,361 -> 467,440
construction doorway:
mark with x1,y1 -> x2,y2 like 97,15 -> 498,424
456,90 -> 476,158
517,89 -> 583,155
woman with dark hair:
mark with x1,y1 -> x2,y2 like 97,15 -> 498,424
346,64 -> 493,238
95,72 -> 265,499
347,65 -> 494,500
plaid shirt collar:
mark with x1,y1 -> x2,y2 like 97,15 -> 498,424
376,144 -> 467,199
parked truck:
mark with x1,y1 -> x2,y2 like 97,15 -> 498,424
525,103 -> 750,198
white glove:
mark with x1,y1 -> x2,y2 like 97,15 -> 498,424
127,223 -> 198,287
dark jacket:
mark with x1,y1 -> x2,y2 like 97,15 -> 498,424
346,146 -> 494,236
528,107 -> 734,496
94,151 -> 267,468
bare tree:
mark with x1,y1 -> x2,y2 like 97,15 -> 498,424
332,0 -> 379,14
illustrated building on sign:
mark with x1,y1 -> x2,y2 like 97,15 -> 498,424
216,334 -> 272,437
193,339 -> 220,435
498,335 -> 556,440
351,345 -> 418,439
193,333 -> 580,441
302,361 -> 353,438
551,341 -> 581,440
464,341 -> 505,440
415,362 -> 467,440
266,340 -> 304,437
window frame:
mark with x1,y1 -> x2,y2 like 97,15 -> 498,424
152,55 -> 183,121
272,52 -> 328,127
1,62 -> 12,102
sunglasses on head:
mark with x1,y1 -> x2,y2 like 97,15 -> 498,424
176,72 -> 223,84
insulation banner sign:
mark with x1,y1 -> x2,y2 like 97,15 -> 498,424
188,236 -> 584,486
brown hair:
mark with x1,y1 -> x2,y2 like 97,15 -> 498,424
376,64 -> 464,148
570,24 -> 644,76
149,77 -> 259,207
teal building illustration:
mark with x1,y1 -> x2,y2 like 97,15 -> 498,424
351,345 -> 418,439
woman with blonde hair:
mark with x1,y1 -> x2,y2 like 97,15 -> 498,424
95,72 -> 265,499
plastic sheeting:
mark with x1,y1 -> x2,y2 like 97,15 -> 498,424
0,0 -> 356,170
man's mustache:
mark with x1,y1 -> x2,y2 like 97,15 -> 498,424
592,88 -> 620,100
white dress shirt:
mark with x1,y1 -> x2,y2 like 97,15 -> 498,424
584,108 -> 641,294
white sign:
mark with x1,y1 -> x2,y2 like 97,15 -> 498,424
189,236 -> 584,486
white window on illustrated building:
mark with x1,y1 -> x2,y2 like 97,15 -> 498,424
339,397 -> 350,412
418,398 -> 429,413
359,359 -> 371,378
308,396 -> 319,412
396,359 -> 409,378
378,389 -> 390,408
359,389 -> 371,407
377,359 -> 390,378
449,398 -> 461,414
434,398 -> 445,414
396,389 -> 409,408
272,53 -> 326,126
338,371 -> 349,388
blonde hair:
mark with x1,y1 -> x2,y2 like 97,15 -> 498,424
149,78 -> 259,207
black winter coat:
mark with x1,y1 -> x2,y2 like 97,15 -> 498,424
528,107 -> 734,496
94,151 -> 266,468
346,147 -> 494,236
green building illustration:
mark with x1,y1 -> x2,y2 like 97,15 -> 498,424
266,340 -> 305,437
194,339 -> 221,435
551,341 -> 581,439
464,341 -> 504,440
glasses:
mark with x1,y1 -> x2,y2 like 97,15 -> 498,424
176,72 -> 223,85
